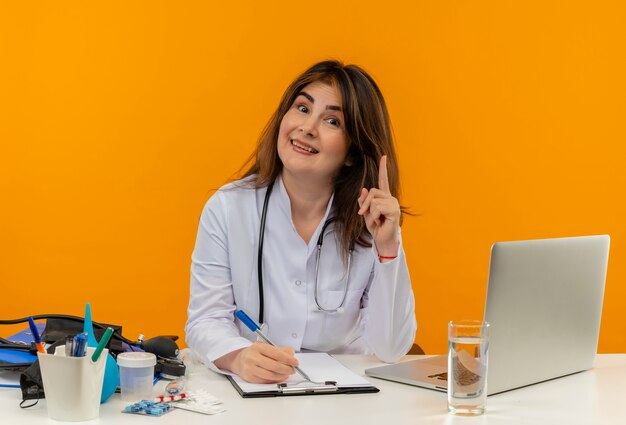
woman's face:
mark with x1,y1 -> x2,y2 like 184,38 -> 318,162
277,81 -> 349,185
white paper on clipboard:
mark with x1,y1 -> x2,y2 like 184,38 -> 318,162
230,353 -> 374,394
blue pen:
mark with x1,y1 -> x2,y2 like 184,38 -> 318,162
72,332 -> 88,357
27,317 -> 46,354
235,310 -> 313,382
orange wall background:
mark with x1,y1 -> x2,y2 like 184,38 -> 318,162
1,2 -> 624,354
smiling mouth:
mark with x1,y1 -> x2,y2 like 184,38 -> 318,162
290,139 -> 319,154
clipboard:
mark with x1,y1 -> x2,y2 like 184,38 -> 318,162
226,353 -> 380,398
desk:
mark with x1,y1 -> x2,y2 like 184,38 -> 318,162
1,354 -> 625,424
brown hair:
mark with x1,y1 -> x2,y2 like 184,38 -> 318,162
240,60 -> 403,259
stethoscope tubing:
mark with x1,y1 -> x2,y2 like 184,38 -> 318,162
312,221 -> 352,312
257,181 -> 352,324
257,182 -> 274,324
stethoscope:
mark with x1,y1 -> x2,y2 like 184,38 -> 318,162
257,181 -> 353,324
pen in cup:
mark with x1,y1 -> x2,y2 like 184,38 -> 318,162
72,332 -> 88,357
27,316 -> 46,354
65,336 -> 74,357
91,327 -> 114,362
235,309 -> 313,382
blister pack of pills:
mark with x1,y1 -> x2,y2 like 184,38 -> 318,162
122,400 -> 173,417
171,389 -> 225,415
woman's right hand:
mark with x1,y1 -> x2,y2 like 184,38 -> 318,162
215,342 -> 299,383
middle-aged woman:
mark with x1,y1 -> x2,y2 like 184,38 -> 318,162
186,60 -> 416,383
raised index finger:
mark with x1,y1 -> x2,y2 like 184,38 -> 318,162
378,155 -> 391,193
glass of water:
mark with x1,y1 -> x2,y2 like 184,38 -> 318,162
448,320 -> 490,416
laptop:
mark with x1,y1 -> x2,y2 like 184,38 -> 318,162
365,235 -> 610,395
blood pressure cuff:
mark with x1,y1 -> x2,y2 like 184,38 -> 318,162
0,318 -> 123,372
40,318 -> 124,354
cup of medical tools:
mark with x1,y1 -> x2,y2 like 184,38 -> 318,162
117,352 -> 157,402
38,346 -> 108,421
447,320 -> 490,416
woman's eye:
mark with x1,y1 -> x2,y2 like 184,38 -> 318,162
297,104 -> 308,113
327,117 -> 341,127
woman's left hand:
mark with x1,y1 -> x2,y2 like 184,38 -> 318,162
357,155 -> 400,260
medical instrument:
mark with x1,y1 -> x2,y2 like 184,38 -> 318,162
313,217 -> 353,313
82,303 -> 117,403
155,357 -> 186,381
1,314 -> 179,355
257,182 -> 353,323
235,310 -> 318,383
139,334 -> 180,359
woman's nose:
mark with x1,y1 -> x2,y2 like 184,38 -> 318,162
299,117 -> 318,137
